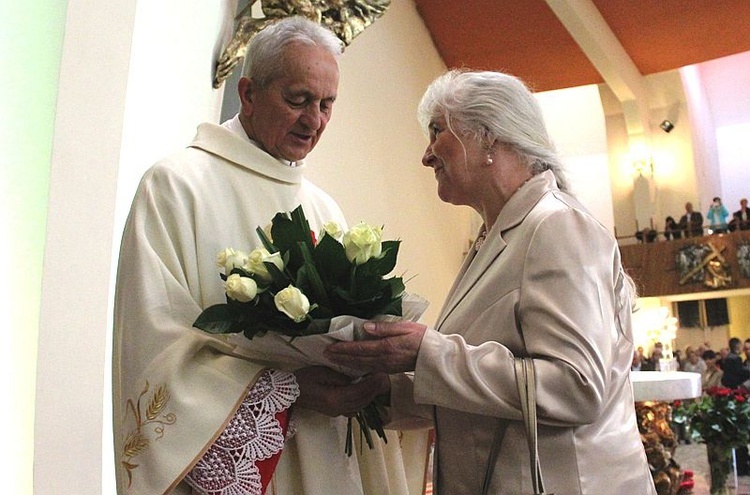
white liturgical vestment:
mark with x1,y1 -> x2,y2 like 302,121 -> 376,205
113,117 -> 426,494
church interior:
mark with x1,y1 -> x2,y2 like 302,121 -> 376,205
5,0 -> 750,493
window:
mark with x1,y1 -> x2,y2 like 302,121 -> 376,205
675,298 -> 729,327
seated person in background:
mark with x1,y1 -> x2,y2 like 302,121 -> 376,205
707,196 -> 730,234
730,198 -> 750,231
717,346 -> 730,369
663,216 -> 682,240
682,348 -> 707,374
679,201 -> 704,237
631,350 -> 643,371
743,338 -> 750,367
674,349 -> 684,369
720,337 -> 750,388
701,350 -> 723,389
641,346 -> 664,371
635,227 -> 657,243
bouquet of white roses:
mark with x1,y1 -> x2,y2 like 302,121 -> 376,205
194,205 -> 427,454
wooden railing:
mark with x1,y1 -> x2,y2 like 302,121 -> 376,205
619,229 -> 750,297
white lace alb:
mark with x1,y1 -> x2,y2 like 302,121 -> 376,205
185,369 -> 299,495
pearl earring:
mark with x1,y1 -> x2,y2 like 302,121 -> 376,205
486,154 -> 494,165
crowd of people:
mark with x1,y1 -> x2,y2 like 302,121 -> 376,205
634,338 -> 750,473
632,338 -> 750,390
634,198 -> 750,243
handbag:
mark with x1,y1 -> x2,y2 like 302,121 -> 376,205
481,357 -> 550,495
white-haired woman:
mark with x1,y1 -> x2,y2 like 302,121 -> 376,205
327,70 -> 656,494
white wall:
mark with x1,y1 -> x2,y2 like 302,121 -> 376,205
700,50 -> 750,212
2,2 -> 67,493
34,0 -> 139,492
717,123 -> 750,211
536,84 -> 614,231
34,1 -> 234,493
681,64 -> 721,214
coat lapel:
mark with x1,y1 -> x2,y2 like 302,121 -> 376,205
434,226 -> 507,330
434,171 -> 558,331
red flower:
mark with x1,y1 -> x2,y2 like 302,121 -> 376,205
707,386 -> 732,397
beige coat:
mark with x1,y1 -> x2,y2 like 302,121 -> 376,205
391,171 -> 656,495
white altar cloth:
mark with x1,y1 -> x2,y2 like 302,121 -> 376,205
631,371 -> 702,402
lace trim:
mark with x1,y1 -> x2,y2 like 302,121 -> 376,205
185,369 -> 299,495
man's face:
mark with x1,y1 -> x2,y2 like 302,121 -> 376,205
239,43 -> 339,162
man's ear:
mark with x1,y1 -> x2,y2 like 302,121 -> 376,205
238,77 -> 254,115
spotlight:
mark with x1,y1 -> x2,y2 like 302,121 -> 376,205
660,120 -> 674,133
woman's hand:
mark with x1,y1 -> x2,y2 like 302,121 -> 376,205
293,366 -> 389,417
325,321 -> 427,374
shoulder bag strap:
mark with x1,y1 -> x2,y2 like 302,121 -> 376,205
482,358 -> 548,495
516,357 -> 546,494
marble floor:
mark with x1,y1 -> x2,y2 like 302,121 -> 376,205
673,442 -> 750,494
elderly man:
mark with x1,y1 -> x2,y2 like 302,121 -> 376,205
113,17 -> 419,495
678,201 -> 704,237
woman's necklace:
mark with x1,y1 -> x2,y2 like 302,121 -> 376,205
474,175 -> 536,252
474,230 -> 488,251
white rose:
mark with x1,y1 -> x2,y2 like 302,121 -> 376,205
343,222 -> 383,265
224,273 -> 258,302
217,248 -> 248,275
274,285 -> 310,323
243,248 -> 284,282
321,220 -> 344,241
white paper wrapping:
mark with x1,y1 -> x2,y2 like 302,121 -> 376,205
219,293 -> 430,376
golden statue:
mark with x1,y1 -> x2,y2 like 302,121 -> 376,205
214,0 -> 391,88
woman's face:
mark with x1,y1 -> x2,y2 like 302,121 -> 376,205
422,115 -> 483,206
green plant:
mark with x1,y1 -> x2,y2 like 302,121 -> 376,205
676,387 -> 750,447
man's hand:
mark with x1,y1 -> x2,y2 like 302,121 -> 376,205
293,366 -> 389,417
325,321 -> 427,374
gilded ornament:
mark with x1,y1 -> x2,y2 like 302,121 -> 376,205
737,243 -> 750,278
213,0 -> 391,88
676,242 -> 732,289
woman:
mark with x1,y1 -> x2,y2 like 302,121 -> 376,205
707,196 -> 730,233
327,70 -> 656,494
701,350 -> 723,389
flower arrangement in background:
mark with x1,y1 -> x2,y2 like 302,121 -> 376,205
194,205 -> 409,454
673,387 -> 750,493
675,387 -> 750,447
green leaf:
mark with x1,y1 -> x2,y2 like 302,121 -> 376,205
378,294 -> 403,317
358,240 -> 400,277
386,276 -> 405,298
290,205 -> 315,250
269,213 -> 298,253
270,208 -> 314,272
265,261 -> 293,289
314,233 -> 350,282
255,225 -> 278,253
296,260 -> 330,308
193,304 -> 243,334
